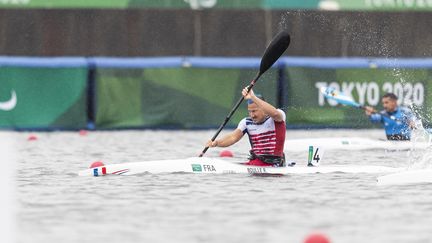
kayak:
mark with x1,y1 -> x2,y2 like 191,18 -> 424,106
377,169 -> 432,186
285,137 -> 430,152
78,157 -> 402,177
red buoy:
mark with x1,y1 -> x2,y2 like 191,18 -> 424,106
27,134 -> 38,141
304,233 -> 330,243
219,150 -> 234,157
90,161 -> 105,168
79,130 -> 88,136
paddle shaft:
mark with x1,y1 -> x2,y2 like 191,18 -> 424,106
199,75 -> 260,157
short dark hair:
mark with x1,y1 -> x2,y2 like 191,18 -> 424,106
382,93 -> 398,100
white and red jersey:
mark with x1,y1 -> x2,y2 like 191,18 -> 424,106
237,109 -> 286,157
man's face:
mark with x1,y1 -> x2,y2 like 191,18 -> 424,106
382,97 -> 398,112
247,103 -> 266,123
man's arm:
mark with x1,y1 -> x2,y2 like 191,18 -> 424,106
364,106 -> 376,116
364,106 -> 382,123
206,129 -> 244,148
242,87 -> 284,122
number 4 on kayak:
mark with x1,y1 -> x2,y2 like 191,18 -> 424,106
308,146 -> 325,167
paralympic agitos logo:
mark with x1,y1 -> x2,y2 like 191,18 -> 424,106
0,90 -> 17,111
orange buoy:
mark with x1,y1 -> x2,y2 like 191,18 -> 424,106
27,134 -> 38,141
304,233 -> 330,243
79,130 -> 88,136
219,150 -> 234,157
90,161 -> 105,168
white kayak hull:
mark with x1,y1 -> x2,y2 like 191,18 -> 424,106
78,157 -> 402,177
377,169 -> 432,186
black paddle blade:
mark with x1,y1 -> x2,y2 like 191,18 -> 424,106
259,30 -> 290,75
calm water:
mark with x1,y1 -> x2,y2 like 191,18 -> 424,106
11,129 -> 432,243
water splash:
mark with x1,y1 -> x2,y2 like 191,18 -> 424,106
406,119 -> 432,169
276,11 -> 432,169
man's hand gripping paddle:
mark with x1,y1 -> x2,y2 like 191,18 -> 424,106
199,31 -> 291,157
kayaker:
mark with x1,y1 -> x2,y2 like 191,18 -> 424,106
364,93 -> 417,140
206,87 -> 286,167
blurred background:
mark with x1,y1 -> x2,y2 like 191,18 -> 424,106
0,0 -> 431,130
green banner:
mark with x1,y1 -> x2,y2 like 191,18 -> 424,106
2,0 -> 431,10
0,0 -> 260,9
95,67 -> 278,129
129,0 -> 262,9
264,0 -> 320,9
0,0 -> 307,9
0,0 -> 432,11
0,0 -> 128,8
0,0 -> 262,9
285,67 -> 432,127
0,67 -> 88,129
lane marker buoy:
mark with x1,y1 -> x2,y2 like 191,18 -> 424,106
27,134 -> 38,141
90,161 -> 105,168
304,233 -> 330,243
219,150 -> 234,157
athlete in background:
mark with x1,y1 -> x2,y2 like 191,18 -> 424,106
206,87 -> 286,167
364,93 -> 417,140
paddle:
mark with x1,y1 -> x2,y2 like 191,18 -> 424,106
199,30 -> 291,157
319,86 -> 400,121
319,86 -> 364,109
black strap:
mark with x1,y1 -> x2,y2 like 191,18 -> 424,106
387,134 -> 410,141
249,151 -> 285,167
